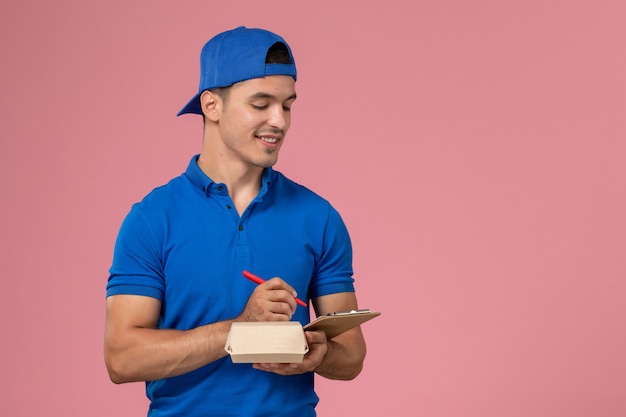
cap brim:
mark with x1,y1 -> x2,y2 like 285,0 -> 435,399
177,92 -> 202,116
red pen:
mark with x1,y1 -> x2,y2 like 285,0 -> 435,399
242,270 -> 308,307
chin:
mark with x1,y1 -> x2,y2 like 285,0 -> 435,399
259,153 -> 280,168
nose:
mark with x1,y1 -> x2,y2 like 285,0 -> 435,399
268,104 -> 290,130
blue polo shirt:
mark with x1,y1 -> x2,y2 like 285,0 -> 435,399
107,155 -> 355,417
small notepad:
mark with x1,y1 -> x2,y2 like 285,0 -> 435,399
303,309 -> 381,339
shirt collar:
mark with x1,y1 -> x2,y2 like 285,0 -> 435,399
184,154 -> 275,197
184,155 -> 214,193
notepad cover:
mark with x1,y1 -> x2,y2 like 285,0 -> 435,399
303,310 -> 381,339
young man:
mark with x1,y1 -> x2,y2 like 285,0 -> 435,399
104,26 -> 366,416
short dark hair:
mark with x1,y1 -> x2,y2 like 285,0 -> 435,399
265,42 -> 292,64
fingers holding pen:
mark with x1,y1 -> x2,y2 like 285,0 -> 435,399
239,277 -> 298,322
261,278 -> 299,317
264,277 -> 300,304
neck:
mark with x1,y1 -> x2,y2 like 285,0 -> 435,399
197,151 -> 264,215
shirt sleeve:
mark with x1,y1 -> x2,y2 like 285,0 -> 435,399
308,204 -> 356,298
106,204 -> 166,300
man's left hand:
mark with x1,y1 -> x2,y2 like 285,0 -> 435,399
252,330 -> 327,375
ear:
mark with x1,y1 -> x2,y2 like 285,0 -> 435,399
200,90 -> 221,122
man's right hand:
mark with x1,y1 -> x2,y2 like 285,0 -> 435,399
237,277 -> 298,322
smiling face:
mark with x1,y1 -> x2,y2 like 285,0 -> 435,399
203,75 -> 297,171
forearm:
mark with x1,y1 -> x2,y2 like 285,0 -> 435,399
308,292 -> 367,380
105,319 -> 233,383
105,280 -> 301,384
314,330 -> 366,380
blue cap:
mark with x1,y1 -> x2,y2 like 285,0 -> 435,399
177,26 -> 297,116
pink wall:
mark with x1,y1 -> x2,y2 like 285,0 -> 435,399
1,1 -> 625,416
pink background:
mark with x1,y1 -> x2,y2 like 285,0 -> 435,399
1,1 -> 625,416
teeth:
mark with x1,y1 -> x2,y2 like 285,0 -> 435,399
259,136 -> 278,143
